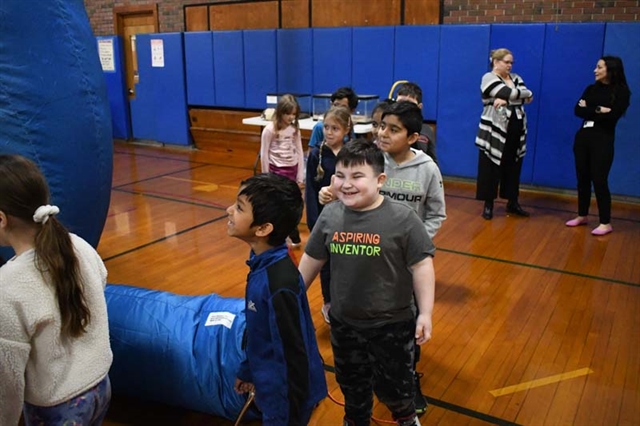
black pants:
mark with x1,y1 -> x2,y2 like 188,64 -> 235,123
476,115 -> 524,202
330,315 -> 416,426
573,128 -> 615,224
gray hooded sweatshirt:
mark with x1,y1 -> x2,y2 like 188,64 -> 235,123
381,148 -> 446,239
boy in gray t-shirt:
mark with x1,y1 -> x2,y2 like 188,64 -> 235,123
299,139 -> 435,426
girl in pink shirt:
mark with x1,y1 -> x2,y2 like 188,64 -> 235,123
260,94 -> 305,245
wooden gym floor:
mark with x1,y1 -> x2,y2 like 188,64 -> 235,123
101,141 -> 639,426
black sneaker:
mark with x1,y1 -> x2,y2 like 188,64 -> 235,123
414,372 -> 428,415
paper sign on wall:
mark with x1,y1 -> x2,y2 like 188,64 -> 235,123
151,39 -> 164,68
98,39 -> 115,72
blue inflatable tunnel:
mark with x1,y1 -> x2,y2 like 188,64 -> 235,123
105,284 -> 259,421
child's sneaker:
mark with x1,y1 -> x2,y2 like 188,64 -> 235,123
397,414 -> 421,426
321,303 -> 331,324
286,237 -> 302,249
414,372 -> 428,415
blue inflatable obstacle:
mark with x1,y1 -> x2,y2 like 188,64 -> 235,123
105,284 -> 259,421
0,0 -> 113,262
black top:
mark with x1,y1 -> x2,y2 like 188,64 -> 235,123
575,81 -> 631,135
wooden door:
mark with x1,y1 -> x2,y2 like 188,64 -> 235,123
113,5 -> 159,100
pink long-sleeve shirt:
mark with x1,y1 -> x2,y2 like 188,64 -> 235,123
260,122 -> 305,183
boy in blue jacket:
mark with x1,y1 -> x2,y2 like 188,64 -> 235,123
227,173 -> 327,425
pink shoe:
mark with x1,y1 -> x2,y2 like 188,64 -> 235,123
591,224 -> 613,236
565,217 -> 588,227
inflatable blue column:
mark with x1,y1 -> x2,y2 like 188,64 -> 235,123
0,0 -> 113,261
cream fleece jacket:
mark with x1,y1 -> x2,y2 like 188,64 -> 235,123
0,234 -> 112,425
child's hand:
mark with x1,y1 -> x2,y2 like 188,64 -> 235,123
318,186 -> 333,205
415,313 -> 432,345
298,181 -> 305,191
234,378 -> 255,394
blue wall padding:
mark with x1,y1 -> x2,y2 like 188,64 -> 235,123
489,24 -> 545,185
185,32 -> 215,106
244,30 -> 278,109
98,36 -> 131,139
436,25 -> 490,178
213,31 -> 245,108
129,34 -> 156,141
105,284 -> 259,421
603,23 -> 640,197
131,33 -> 192,145
352,26 -> 395,100
393,26 -> 440,121
532,23 -> 605,189
277,29 -> 313,94
313,28 -> 353,94
0,0 -> 113,262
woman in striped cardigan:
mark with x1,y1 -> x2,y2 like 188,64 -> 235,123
475,48 -> 534,220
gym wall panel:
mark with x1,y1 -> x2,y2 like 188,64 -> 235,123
532,23 -> 605,190
98,36 -> 131,139
436,25 -> 491,178
277,29 -> 313,95
603,23 -> 640,197
131,33 -> 192,146
352,26 -> 395,100
243,30 -> 277,109
313,28 -> 353,94
393,25 -> 440,121
130,34 -> 157,141
489,24 -> 545,185
213,31 -> 245,108
185,32 -> 215,106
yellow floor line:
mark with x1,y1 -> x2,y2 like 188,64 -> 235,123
489,368 -> 594,397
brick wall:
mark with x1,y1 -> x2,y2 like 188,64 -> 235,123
443,0 -> 640,23
85,0 -> 639,36
84,0 -> 238,35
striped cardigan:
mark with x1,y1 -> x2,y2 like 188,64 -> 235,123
475,72 -> 533,165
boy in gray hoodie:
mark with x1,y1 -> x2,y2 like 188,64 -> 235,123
377,100 -> 445,415
378,101 -> 446,241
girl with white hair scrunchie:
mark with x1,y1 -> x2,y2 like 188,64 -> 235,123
0,154 -> 112,426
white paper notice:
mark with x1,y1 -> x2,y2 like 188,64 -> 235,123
151,39 -> 164,67
266,95 -> 278,104
205,312 -> 236,329
98,39 -> 115,72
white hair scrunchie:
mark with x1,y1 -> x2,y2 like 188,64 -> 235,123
33,205 -> 60,224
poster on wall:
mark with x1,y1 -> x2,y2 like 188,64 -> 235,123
98,38 -> 115,72
151,39 -> 164,68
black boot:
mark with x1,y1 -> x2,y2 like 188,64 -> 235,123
506,200 -> 530,217
482,200 -> 493,220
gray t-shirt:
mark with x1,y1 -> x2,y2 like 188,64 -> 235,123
305,197 -> 435,328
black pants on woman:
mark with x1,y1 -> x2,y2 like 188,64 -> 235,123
573,128 -> 615,224
476,114 -> 524,202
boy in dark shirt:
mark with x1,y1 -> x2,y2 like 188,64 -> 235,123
228,173 -> 327,425
299,140 -> 435,426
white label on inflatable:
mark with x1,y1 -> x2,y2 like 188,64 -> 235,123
205,312 -> 236,329
151,39 -> 164,68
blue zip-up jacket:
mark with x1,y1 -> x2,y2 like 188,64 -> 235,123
237,244 -> 327,425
